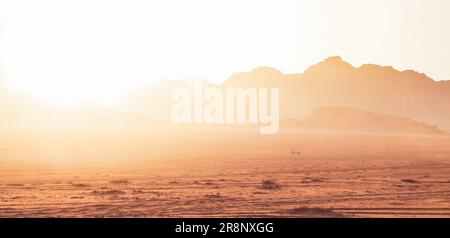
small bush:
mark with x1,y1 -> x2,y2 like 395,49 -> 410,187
261,180 -> 281,189
401,179 -> 419,184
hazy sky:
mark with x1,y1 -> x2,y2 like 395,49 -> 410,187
1,0 -> 450,104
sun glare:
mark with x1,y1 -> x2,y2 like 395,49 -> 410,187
1,0 -> 450,105
0,0 -> 304,105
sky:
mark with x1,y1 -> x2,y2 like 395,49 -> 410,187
0,0 -> 450,104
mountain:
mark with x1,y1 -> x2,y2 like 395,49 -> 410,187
284,106 -> 446,135
119,56 -> 450,131
3,56 -> 448,135
222,56 -> 450,131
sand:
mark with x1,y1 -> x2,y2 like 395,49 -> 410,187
0,133 -> 449,218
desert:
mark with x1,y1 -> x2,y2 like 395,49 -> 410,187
1,127 -> 449,218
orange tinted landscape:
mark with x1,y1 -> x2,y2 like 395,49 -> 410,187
1,57 -> 450,218
1,132 -> 450,217
1,0 -> 450,218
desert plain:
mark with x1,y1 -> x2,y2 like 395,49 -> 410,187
1,129 -> 449,218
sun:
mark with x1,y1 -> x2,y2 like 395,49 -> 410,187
4,60 -> 124,106
0,0 -> 307,107
3,0 -> 449,106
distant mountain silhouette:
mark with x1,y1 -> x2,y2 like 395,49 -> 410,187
119,56 -> 450,131
2,56 -> 449,134
284,106 -> 446,135
221,56 -> 450,131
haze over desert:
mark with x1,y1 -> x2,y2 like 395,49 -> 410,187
0,0 -> 449,219
1,57 -> 450,218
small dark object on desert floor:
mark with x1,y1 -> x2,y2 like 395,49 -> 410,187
109,180 -> 131,185
401,179 -> 420,184
70,196 -> 85,199
91,189 -> 126,196
132,189 -> 145,194
72,183 -> 90,188
289,207 -> 343,218
260,180 -> 281,189
290,148 -> 301,155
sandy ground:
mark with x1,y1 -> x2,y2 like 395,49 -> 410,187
0,133 -> 449,218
